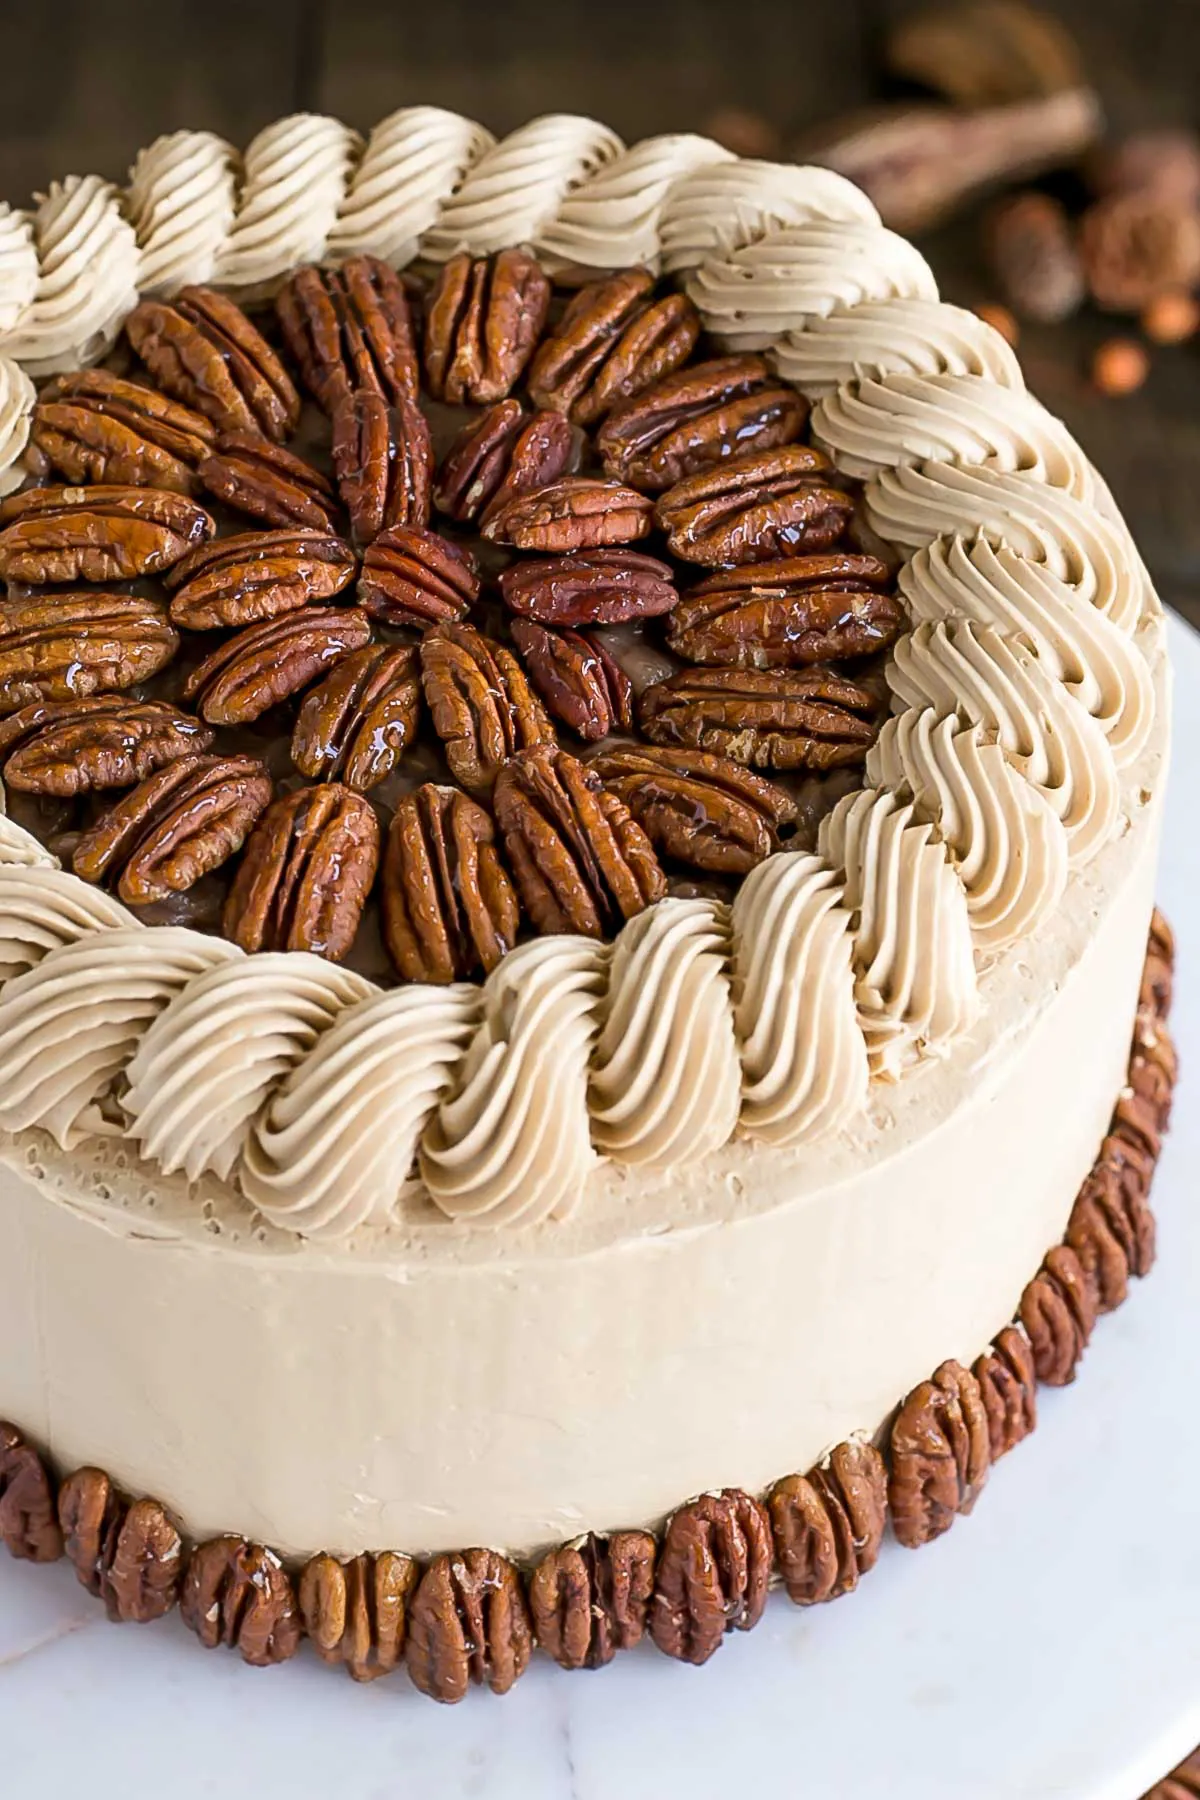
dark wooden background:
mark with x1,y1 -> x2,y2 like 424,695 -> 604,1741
2,0 -> 1198,621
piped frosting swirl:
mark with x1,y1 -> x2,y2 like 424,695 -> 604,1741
3,176 -> 139,374
0,205 -> 37,334
212,114 -> 363,295
0,354 -> 34,494
126,129 -> 240,295
0,867 -> 134,982
534,134 -> 734,275
770,297 -> 1024,398
325,106 -> 494,267
658,160 -> 879,272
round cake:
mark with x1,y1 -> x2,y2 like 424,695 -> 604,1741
0,106 -> 1176,1695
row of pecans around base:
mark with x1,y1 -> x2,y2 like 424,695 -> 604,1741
0,915 -> 1176,1699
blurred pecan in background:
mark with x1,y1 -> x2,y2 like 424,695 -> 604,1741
182,608 -> 372,724
656,447 -> 854,566
291,644 -> 420,791
358,524 -> 479,629
499,547 -> 677,626
481,474 -> 653,551
199,434 -> 341,533
986,192 -> 1086,322
332,388 -> 432,546
419,622 -> 554,795
510,619 -> 633,741
649,1489 -> 771,1665
0,593 -> 178,714
424,248 -> 551,405
666,553 -> 902,665
165,529 -> 357,631
0,485 -> 213,584
528,1531 -> 657,1671
73,753 -> 272,903
224,783 -> 379,960
590,743 -> 795,873
0,697 -> 212,796
126,285 -> 300,441
382,782 -> 520,983
28,369 -> 216,492
1080,191 -> 1200,312
276,255 -> 420,412
597,355 -> 807,492
638,666 -> 880,771
528,269 -> 701,426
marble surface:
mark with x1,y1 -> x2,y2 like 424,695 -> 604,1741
2,612 -> 1200,1800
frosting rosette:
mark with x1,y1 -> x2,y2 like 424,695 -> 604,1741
0,808 -> 57,870
0,353 -> 34,495
0,204 -> 37,334
212,113 -> 362,294
0,866 -> 134,983
126,129 -> 240,294
326,105 -> 495,267
658,159 -> 879,273
770,297 -> 1024,399
534,134 -> 733,275
2,175 -> 139,374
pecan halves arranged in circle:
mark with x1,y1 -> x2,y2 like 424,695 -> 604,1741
1065,1132 -> 1156,1313
667,553 -> 903,667
597,353 -> 808,492
638,666 -> 880,771
1019,1243 -> 1097,1386
499,546 -> 678,626
419,621 -> 555,795
405,1548 -> 533,1703
493,744 -> 666,937
165,529 -> 357,630
198,433 -> 341,533
331,388 -> 432,547
125,284 -> 301,441
57,1467 -> 183,1623
650,1489 -> 772,1666
510,618 -> 633,742
28,368 -> 217,492
889,1358 -> 991,1549
382,783 -> 520,983
0,1420 -> 62,1563
769,1438 -> 887,1608
481,474 -> 653,552
358,524 -> 480,630
590,743 -> 795,873
292,643 -> 421,791
181,1536 -> 302,1666
972,1325 -> 1038,1462
182,607 -> 373,724
424,248 -> 552,405
0,484 -> 214,584
529,1530 -> 658,1670
656,446 -> 855,567
223,784 -> 380,961
0,696 -> 213,796
529,268 -> 701,426
434,401 -> 579,525
275,255 -> 420,412
0,592 -> 179,715
72,753 -> 273,904
300,1550 -> 419,1683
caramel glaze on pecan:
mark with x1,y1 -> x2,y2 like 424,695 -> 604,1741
0,592 -> 179,716
276,255 -> 420,413
28,369 -> 217,493
182,607 -> 373,725
424,248 -> 551,406
331,388 -> 432,547
199,434 -> 341,533
972,1325 -> 1038,1463
0,696 -> 213,797
528,1530 -> 658,1671
181,1536 -> 302,1667
300,1550 -> 419,1683
125,285 -> 300,442
0,484 -> 214,584
499,546 -> 678,627
656,446 -> 856,567
434,401 -> 579,525
382,782 -> 520,983
58,1467 -> 183,1624
406,1548 -> 533,1703
889,1359 -> 991,1550
510,618 -> 633,742
591,743 -> 795,873
420,622 -> 555,796
358,524 -> 480,630
493,744 -> 666,938
638,666 -> 881,771
0,1421 -> 62,1563
529,269 -> 701,427
481,474 -> 653,552
769,1439 -> 888,1608
165,529 -> 357,631
292,644 -> 421,791
597,353 -> 807,493
650,1489 -> 772,1666
667,553 -> 903,667
73,753 -> 273,904
476,411 -> 581,534
224,784 -> 380,962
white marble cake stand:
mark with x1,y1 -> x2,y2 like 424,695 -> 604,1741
2,612 -> 1199,1800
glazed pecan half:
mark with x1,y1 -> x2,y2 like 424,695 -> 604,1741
434,401 -> 579,525
667,553 -> 903,666
0,592 -> 178,715
493,744 -> 666,937
597,354 -> 807,492
420,622 -> 555,795
125,285 -> 300,441
406,1548 -> 533,1703
529,1530 -> 657,1670
591,743 -> 795,873
973,1325 -> 1038,1462
57,1467 -> 182,1624
0,1420 -> 62,1563
1019,1243 -> 1097,1386
0,484 -> 214,584
29,369 -> 217,492
510,618 -> 633,742
292,642 -> 420,791
650,1490 -> 772,1665
529,269 -> 701,426
331,388 -> 432,546
382,783 -> 520,983
769,1439 -> 888,1607
481,474 -> 653,552
358,524 -> 480,630
0,696 -> 213,796
424,248 -> 551,405
300,1550 -> 419,1683
72,753 -> 272,903
889,1359 -> 991,1549
165,529 -> 357,630
199,433 -> 341,533
181,1536 -> 302,1666
224,784 -> 380,961
499,546 -> 678,627
182,607 -> 372,724
1065,1132 -> 1156,1313
275,255 -> 420,412
638,666 -> 880,771
656,447 -> 855,567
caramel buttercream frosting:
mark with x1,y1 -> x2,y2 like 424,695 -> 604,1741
0,354 -> 34,495
657,158 -> 879,272
325,106 -> 495,267
0,204 -> 37,333
534,134 -> 733,276
0,866 -> 133,982
126,129 -> 240,296
770,297 -> 1024,397
212,114 -> 363,296
2,176 -> 139,374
